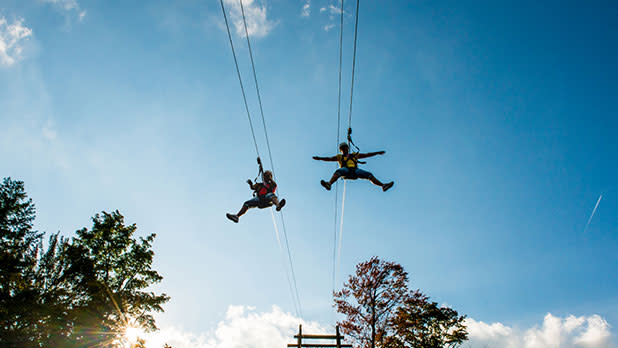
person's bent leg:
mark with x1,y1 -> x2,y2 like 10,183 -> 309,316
269,194 -> 286,211
328,172 -> 342,185
358,169 -> 393,191
270,194 -> 280,206
368,174 -> 394,191
356,169 -> 382,187
367,174 -> 384,187
236,204 -> 250,217
238,197 -> 259,217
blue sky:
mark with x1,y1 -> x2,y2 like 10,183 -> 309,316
1,0 -> 617,347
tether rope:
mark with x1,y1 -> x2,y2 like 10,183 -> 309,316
238,0 -> 303,319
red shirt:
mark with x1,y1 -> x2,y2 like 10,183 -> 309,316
257,181 -> 277,196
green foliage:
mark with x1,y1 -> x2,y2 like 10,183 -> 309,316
0,177 -> 41,347
68,210 -> 170,345
334,257 -> 468,348
0,178 -> 169,347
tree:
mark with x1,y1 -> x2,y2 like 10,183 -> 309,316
334,257 -> 468,348
334,257 -> 409,348
65,210 -> 170,347
0,177 -> 169,347
387,291 -> 468,348
0,177 -> 41,346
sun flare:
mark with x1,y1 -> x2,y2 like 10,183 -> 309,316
124,325 -> 145,345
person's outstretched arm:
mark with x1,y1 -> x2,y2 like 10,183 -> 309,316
358,151 -> 385,159
312,155 -> 339,162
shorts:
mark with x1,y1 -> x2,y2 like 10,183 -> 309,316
244,193 -> 276,208
335,167 -> 372,180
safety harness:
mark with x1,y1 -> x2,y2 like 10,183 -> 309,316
253,157 -> 277,197
340,128 -> 366,167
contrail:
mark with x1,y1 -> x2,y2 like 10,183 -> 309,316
584,194 -> 603,233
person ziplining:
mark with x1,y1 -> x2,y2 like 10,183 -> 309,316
313,130 -> 394,192
226,159 -> 286,223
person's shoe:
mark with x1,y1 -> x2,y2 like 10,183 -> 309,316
320,180 -> 332,191
226,213 -> 239,223
276,199 -> 286,211
382,182 -> 394,192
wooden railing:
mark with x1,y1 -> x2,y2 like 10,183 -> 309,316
287,324 -> 352,348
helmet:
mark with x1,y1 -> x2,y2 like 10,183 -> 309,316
339,142 -> 349,150
263,170 -> 273,178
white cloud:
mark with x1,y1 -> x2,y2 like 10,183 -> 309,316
325,4 -> 342,15
141,305 -> 326,348
465,313 -> 615,348
0,17 -> 33,66
223,0 -> 274,38
301,1 -> 311,17
41,0 -> 87,21
138,308 -> 615,348
320,1 -> 343,32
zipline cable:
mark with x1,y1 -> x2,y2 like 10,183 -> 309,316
271,209 -> 301,317
347,0 -> 361,131
332,0 -> 345,298
239,0 -> 275,175
219,0 -> 302,317
219,0 -> 260,158
333,0 -> 360,300
336,180 -> 347,282
238,0 -> 303,318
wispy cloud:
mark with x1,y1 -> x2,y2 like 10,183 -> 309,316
320,1 -> 343,31
323,4 -> 343,16
0,17 -> 33,66
301,1 -> 311,17
223,0 -> 274,38
41,0 -> 87,21
323,24 -> 335,32
584,194 -> 603,233
464,313 -> 614,348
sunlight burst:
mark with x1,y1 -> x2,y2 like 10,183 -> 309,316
124,325 -> 145,346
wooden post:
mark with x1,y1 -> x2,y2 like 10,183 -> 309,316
297,325 -> 302,348
335,325 -> 341,348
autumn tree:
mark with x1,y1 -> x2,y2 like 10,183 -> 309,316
334,257 -> 468,348
334,257 -> 409,348
387,291 -> 468,348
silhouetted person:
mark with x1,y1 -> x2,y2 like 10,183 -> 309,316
226,170 -> 286,223
313,142 -> 394,191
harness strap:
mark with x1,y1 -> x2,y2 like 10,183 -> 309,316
346,128 -> 366,164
